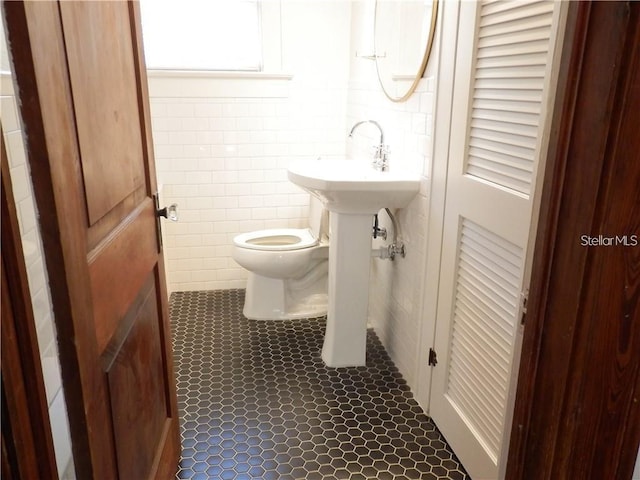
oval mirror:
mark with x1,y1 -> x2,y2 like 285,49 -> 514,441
374,0 -> 438,102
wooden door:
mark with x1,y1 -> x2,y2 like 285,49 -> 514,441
1,132 -> 58,480
3,2 -> 180,479
506,1 -> 640,478
428,1 -> 565,478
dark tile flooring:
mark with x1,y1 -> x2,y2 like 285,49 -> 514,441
171,289 -> 469,480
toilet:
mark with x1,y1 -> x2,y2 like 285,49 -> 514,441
232,197 -> 329,320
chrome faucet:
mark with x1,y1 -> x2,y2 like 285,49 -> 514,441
348,120 -> 390,171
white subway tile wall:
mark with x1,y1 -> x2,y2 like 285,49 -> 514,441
150,81 -> 349,293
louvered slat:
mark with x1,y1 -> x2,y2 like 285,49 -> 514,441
456,283 -> 515,344
476,51 -> 548,69
469,136 -> 533,163
448,353 -> 503,454
469,147 -> 531,172
473,88 -> 542,103
471,117 -> 538,138
472,97 -> 540,115
447,218 -> 523,460
479,13 -> 553,37
458,252 -> 519,310
475,77 -> 546,91
466,0 -> 554,194
449,337 -> 508,409
480,0 -> 551,23
477,38 -> 550,59
471,127 -> 536,153
475,64 -> 545,79
456,244 -> 519,313
449,346 -> 507,423
472,108 -> 539,126
456,293 -> 512,355
477,25 -> 552,48
453,306 -> 511,376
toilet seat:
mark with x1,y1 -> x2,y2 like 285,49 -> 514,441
233,228 -> 318,251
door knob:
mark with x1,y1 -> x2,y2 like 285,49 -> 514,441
157,203 -> 178,222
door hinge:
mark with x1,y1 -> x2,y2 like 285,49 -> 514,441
519,289 -> 529,325
428,348 -> 438,367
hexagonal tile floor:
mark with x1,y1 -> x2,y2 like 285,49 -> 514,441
171,289 -> 469,480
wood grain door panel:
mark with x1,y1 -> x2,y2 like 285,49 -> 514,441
60,1 -> 146,226
89,198 -> 159,352
104,275 -> 168,480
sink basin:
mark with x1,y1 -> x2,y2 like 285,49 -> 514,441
288,158 -> 420,214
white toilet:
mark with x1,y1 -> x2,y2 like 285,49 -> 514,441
232,197 -> 329,320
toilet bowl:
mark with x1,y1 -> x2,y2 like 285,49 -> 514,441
232,198 -> 329,320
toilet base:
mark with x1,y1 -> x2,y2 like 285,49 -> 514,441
243,272 -> 328,320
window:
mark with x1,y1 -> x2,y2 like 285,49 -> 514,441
140,0 -> 262,71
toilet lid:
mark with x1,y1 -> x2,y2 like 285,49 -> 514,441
233,228 -> 318,251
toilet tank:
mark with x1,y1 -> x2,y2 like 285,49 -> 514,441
308,196 -> 329,240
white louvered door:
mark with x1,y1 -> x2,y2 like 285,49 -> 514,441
429,1 -> 564,478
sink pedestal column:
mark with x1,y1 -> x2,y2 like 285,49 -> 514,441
322,212 -> 372,367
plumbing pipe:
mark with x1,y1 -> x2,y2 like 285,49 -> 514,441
371,244 -> 404,260
371,208 -> 406,260
384,207 -> 399,244
371,247 -> 388,258
372,213 -> 387,240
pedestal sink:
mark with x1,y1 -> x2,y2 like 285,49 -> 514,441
288,157 -> 420,367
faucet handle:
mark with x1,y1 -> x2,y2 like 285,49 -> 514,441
371,144 -> 388,157
371,145 -> 390,171
374,143 -> 390,154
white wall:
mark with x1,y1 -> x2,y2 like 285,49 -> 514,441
1,27 -> 73,479
150,0 -> 352,293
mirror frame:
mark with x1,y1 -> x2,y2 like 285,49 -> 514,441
374,0 -> 439,103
